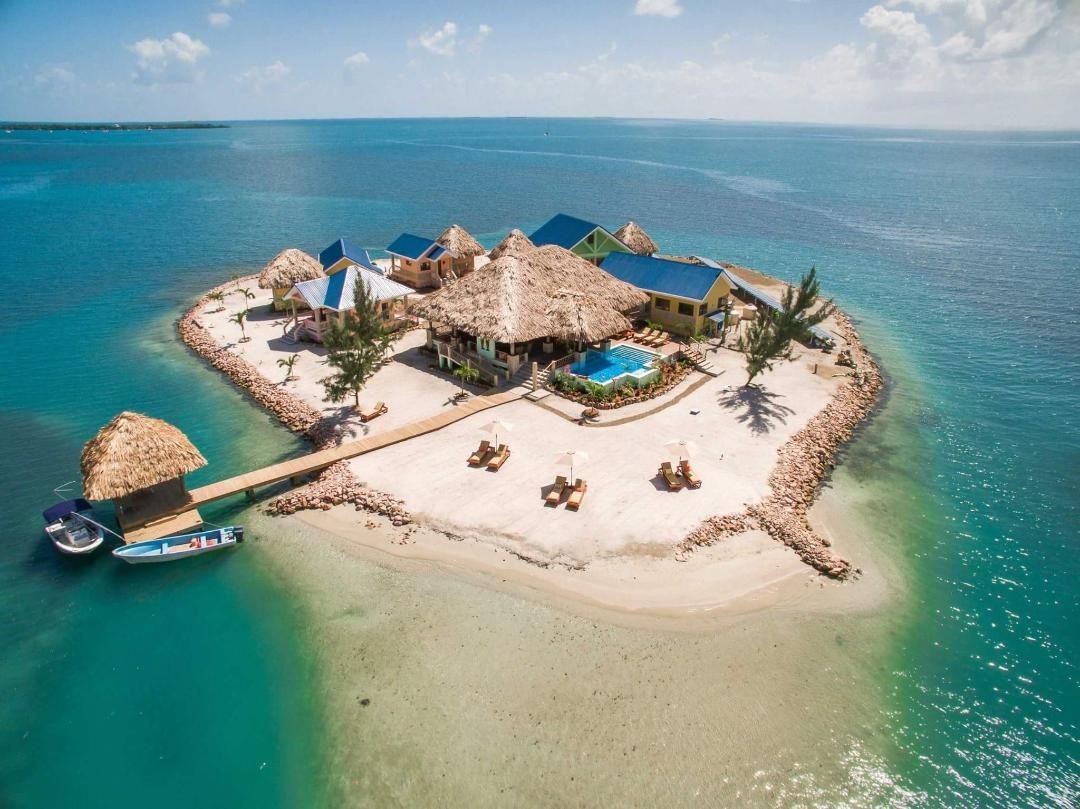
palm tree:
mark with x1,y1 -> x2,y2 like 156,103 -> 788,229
453,362 -> 480,397
277,353 -> 299,382
237,286 -> 256,313
206,290 -> 225,312
229,310 -> 249,342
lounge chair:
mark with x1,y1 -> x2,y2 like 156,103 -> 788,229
545,475 -> 568,505
679,459 -> 702,489
659,461 -> 683,491
468,440 -> 492,466
566,479 -> 587,510
360,401 -> 388,422
634,327 -> 656,343
487,444 -> 510,471
646,331 -> 670,348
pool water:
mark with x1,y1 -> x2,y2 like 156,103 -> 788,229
570,344 -> 658,385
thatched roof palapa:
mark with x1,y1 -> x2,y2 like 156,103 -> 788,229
614,221 -> 659,256
546,289 -> 632,345
436,224 -> 486,258
410,244 -> 647,344
258,248 -> 324,290
487,228 -> 535,261
81,411 -> 208,501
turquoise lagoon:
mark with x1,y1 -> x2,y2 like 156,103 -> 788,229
0,119 -> 1076,806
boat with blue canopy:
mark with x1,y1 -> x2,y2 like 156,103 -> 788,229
112,525 -> 243,564
43,498 -> 106,555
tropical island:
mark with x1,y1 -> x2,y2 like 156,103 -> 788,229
83,213 -> 882,612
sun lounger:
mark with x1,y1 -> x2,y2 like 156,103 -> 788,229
360,401 -> 388,422
487,444 -> 510,471
679,459 -> 702,489
566,479 -> 587,510
468,440 -> 492,466
545,475 -> 568,505
634,327 -> 656,343
660,461 -> 683,490
647,331 -> 670,347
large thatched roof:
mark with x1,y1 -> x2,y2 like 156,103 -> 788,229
258,248 -> 324,289
437,224 -> 486,258
614,221 -> 659,256
81,411 -> 207,501
488,228 -> 535,261
410,244 -> 647,343
545,289 -> 632,344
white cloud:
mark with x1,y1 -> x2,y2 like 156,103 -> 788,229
634,0 -> 684,18
128,32 -> 210,84
238,60 -> 290,90
208,12 -> 231,28
711,33 -> 734,53
469,23 -> 493,52
344,51 -> 370,69
414,21 -> 458,56
35,64 -> 75,86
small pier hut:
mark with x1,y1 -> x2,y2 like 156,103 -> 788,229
80,411 -> 207,533
386,233 -> 456,289
613,221 -> 659,256
284,265 -> 414,342
487,228 -> 534,261
258,248 -> 325,310
410,244 -> 647,384
529,213 -> 631,265
436,224 -> 486,277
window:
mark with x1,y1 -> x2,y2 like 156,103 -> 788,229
654,297 -> 671,311
586,232 -> 596,246
678,302 -> 695,317
421,262 -> 431,272
699,303 -> 707,315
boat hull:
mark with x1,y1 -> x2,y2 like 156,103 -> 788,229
45,525 -> 105,555
113,526 -> 243,565
43,501 -> 107,556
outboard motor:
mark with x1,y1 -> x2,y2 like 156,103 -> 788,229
234,526 -> 244,543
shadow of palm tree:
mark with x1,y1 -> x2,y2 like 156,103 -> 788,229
317,405 -> 371,445
718,386 -> 795,435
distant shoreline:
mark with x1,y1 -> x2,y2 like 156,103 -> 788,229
2,122 -> 228,132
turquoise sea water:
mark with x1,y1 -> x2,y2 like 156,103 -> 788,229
1,119 -> 1076,806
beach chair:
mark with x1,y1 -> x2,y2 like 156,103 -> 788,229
468,440 -> 492,466
634,327 -> 655,343
566,479 -> 587,510
545,475 -> 568,505
487,444 -> 511,471
659,461 -> 683,491
647,331 -> 670,348
679,459 -> 702,489
360,401 -> 388,422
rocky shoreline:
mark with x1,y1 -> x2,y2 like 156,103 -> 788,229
678,312 -> 883,579
176,278 -> 414,526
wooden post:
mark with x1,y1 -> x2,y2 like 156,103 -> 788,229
245,488 -> 255,501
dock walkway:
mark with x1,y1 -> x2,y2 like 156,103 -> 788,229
125,388 -> 523,542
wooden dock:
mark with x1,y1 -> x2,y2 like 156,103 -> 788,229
124,389 -> 523,541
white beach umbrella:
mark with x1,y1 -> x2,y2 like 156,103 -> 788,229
664,439 -> 700,460
479,419 -> 514,446
553,449 -> 590,482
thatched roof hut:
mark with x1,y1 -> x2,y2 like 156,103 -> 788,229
81,411 -> 207,501
258,248 -> 324,290
488,228 -> 535,261
546,289 -> 632,345
614,221 -> 659,256
437,224 -> 486,258
411,245 -> 647,343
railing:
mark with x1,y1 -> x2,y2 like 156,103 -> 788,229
437,342 -> 503,385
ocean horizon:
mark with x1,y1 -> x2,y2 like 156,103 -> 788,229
1,117 -> 1076,807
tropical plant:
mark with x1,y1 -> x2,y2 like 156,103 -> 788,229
737,266 -> 834,387
453,362 -> 480,395
277,353 -> 299,381
237,286 -> 256,312
206,290 -> 225,312
229,310 -> 249,342
321,279 -> 396,408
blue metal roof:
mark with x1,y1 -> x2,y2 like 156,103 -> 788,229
319,238 -> 372,270
720,267 -> 835,343
529,214 -> 604,250
601,252 -> 724,301
386,233 -> 447,261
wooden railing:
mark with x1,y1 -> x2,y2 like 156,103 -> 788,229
437,343 -> 503,384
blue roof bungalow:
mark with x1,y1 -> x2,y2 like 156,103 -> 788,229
529,214 -> 632,265
385,233 -> 456,289
319,238 -> 377,276
283,265 -> 414,343
600,252 -> 733,337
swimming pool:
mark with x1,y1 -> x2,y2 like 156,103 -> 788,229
569,344 -> 660,386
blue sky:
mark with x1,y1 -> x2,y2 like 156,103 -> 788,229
1,0 -> 1077,128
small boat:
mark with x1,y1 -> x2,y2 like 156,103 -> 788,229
43,498 -> 106,555
112,525 -> 244,565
